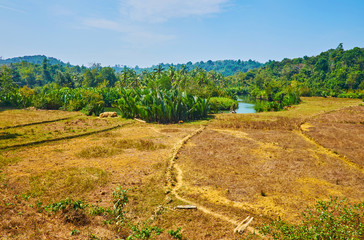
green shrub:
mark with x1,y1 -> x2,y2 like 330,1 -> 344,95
260,197 -> 364,239
127,224 -> 164,240
338,92 -> 364,99
114,89 -> 210,123
209,97 -> 238,112
44,199 -> 87,212
113,185 -> 129,224
168,227 -> 183,239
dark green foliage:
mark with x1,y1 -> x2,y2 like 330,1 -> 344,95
44,199 -> 87,212
209,97 -> 238,111
168,227 -> 183,239
127,224 -> 164,240
113,59 -> 263,76
235,45 -> 364,100
0,55 -> 66,66
260,198 -> 364,239
30,85 -> 104,115
113,89 -> 210,123
70,229 -> 80,236
2,46 -> 364,115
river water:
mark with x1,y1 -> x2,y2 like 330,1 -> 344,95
235,96 -> 256,114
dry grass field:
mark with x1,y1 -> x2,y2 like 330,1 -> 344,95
0,97 -> 363,239
0,108 -> 82,129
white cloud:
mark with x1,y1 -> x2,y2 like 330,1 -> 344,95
120,0 -> 230,23
80,0 -> 229,46
0,4 -> 25,13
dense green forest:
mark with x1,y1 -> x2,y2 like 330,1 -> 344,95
113,59 -> 263,76
226,44 -> 364,110
0,59 -> 237,122
1,45 -> 363,121
1,55 -> 263,77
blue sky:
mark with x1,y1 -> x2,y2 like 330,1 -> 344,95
0,0 -> 363,67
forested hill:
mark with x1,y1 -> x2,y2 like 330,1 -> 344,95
1,55 -> 263,76
113,59 -> 263,76
0,55 -> 67,66
229,44 -> 364,98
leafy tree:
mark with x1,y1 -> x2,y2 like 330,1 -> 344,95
0,65 -> 17,94
41,58 -> 53,84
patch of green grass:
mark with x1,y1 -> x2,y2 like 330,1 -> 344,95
27,167 -> 109,201
44,199 -> 87,212
76,145 -> 117,158
168,227 -> 183,239
128,223 -> 164,240
89,204 -> 112,216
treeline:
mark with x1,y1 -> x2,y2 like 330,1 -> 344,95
1,55 -> 263,77
114,59 -> 263,76
1,45 -> 363,117
226,44 -> 364,111
0,62 -> 238,122
0,55 -> 67,66
0,59 -> 240,98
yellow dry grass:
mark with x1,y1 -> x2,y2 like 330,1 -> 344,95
176,98 -> 364,230
0,108 -> 82,128
0,111 -> 206,239
0,117 -> 121,149
0,98 -> 363,239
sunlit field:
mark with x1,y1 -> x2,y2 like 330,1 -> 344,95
0,97 -> 363,239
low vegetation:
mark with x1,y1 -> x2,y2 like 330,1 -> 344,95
259,198 -> 364,239
209,97 -> 238,111
113,89 -> 210,123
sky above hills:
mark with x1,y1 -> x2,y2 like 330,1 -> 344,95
1,0 -> 364,67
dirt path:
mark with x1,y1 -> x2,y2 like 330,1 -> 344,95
165,125 -> 260,236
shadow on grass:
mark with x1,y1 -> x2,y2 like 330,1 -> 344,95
150,114 -> 216,125
0,106 -> 17,113
0,132 -> 21,140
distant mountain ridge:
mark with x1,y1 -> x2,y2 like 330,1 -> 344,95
0,55 -> 67,66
